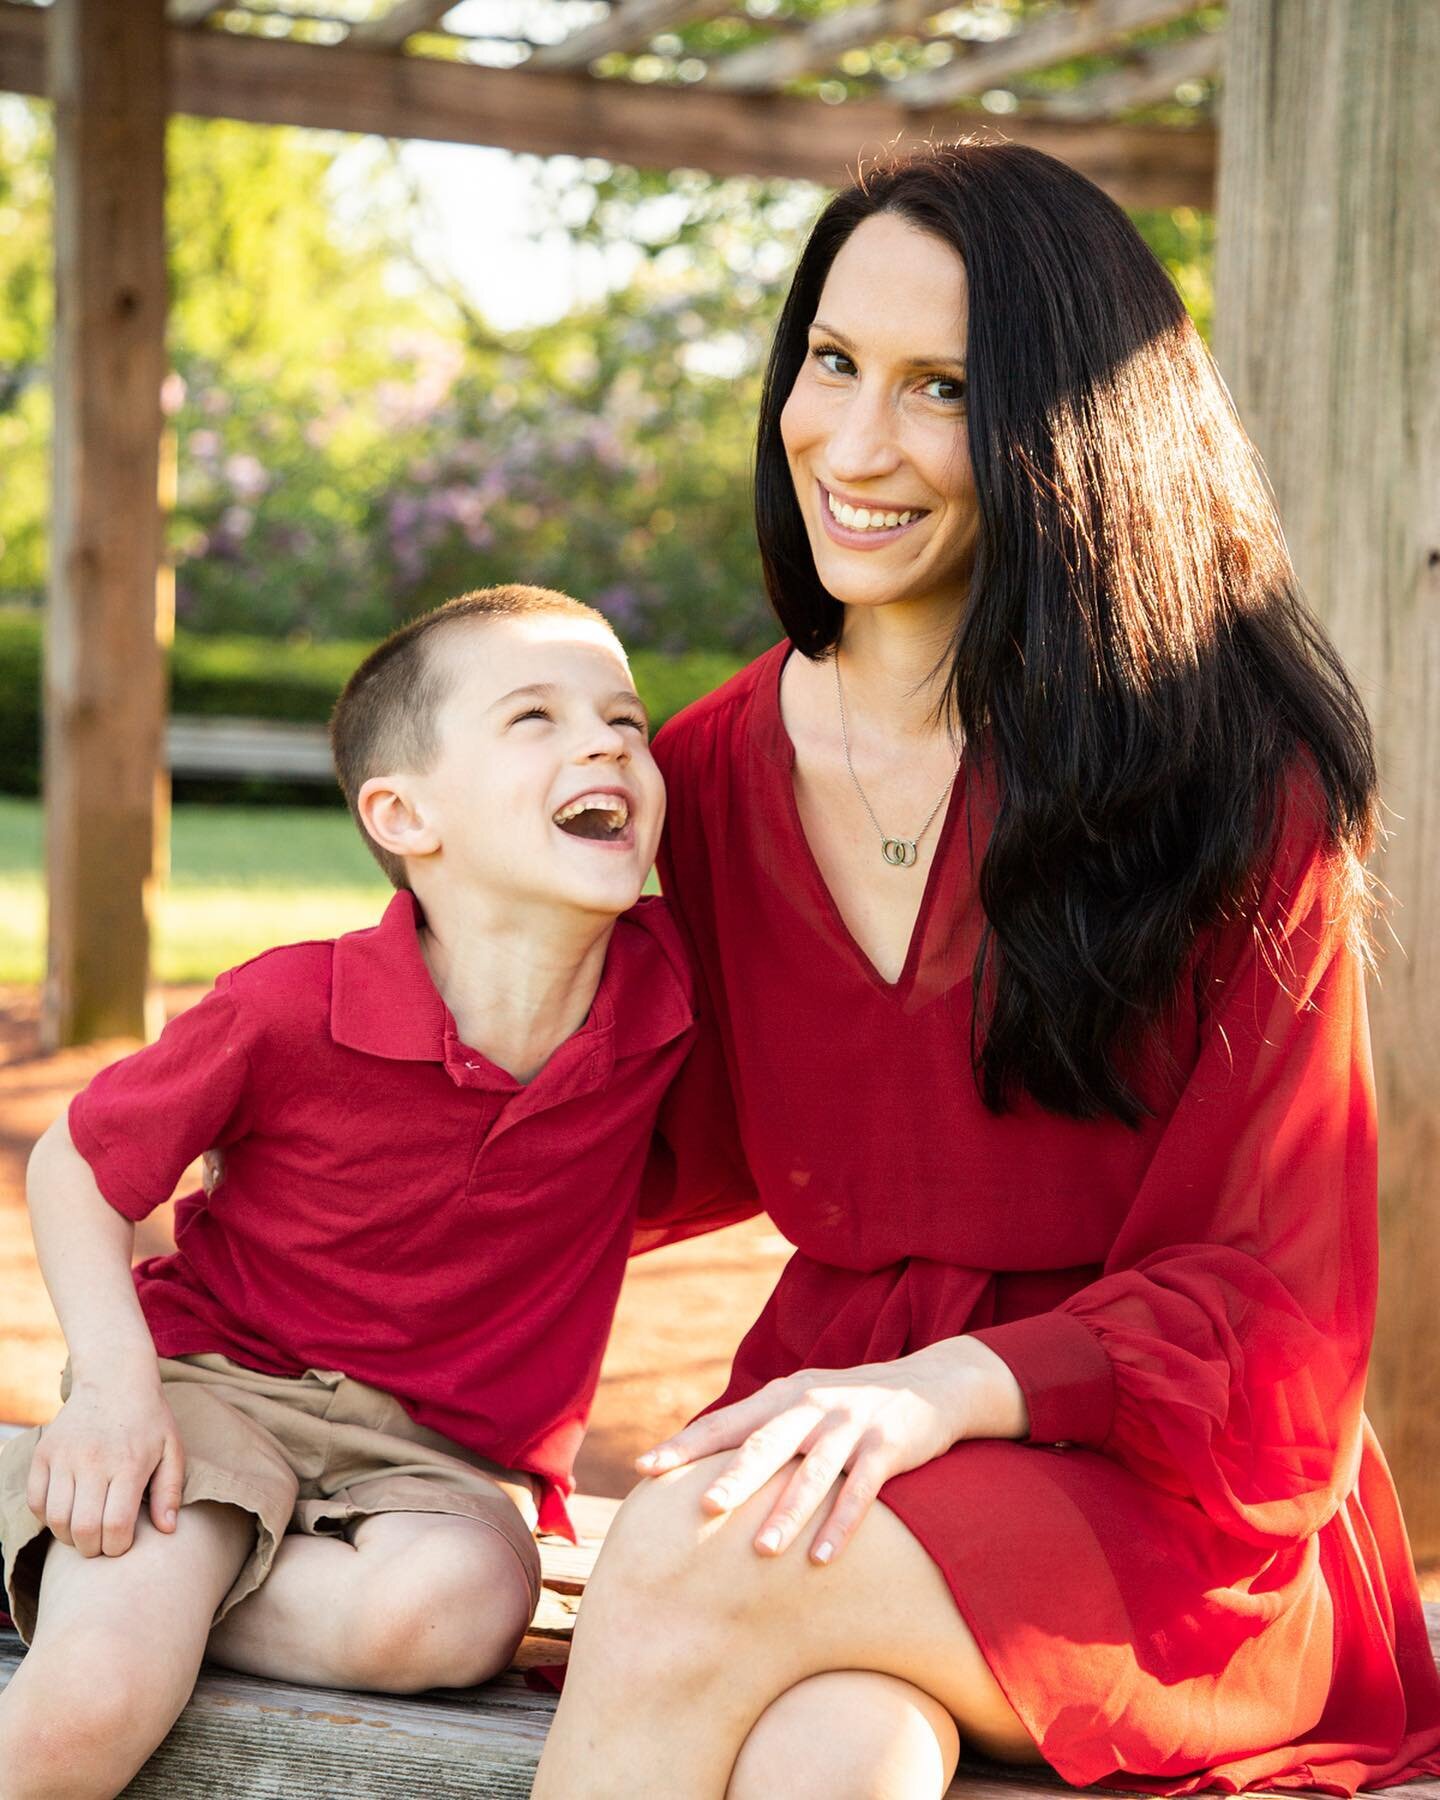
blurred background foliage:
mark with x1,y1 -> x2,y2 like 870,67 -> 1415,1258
0,93 -> 1215,742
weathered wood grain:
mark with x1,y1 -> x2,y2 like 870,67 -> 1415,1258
42,0 -> 169,1050
2,1603 -> 1437,1794
1214,0 -> 1440,1559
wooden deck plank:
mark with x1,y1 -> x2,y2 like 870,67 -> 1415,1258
1,1477 -> 1437,1797
4,1621 -> 1439,1798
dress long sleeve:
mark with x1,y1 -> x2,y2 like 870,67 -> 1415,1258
972,791 -> 1377,1552
633,999 -> 762,1254
632,769 -> 762,1256
652,646 -> 1440,1788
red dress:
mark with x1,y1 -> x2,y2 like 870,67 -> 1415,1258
641,643 -> 1440,1794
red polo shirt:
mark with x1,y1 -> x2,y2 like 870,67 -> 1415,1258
68,891 -> 695,1536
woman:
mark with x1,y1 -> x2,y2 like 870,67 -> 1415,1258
533,145 -> 1440,1797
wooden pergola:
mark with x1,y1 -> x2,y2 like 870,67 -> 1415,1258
1,0 -> 1437,1555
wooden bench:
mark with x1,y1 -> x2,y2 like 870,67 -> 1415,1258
165,716 -> 334,783
2,1481 -> 1438,1797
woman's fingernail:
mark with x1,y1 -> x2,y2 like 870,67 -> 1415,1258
636,1452 -> 656,1469
812,1540 -> 834,1565
165,1509 -> 177,1528
756,1527 -> 782,1553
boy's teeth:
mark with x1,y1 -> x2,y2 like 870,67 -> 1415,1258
827,491 -> 916,531
553,792 -> 630,830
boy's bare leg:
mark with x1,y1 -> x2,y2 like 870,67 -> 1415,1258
0,1500 -> 252,1800
206,1511 -> 533,1692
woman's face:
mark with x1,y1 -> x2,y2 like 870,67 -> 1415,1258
780,213 -> 978,621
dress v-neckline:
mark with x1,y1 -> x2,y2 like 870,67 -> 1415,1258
761,643 -> 967,1000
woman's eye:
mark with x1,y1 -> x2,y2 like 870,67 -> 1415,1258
922,375 -> 966,404
813,345 -> 855,377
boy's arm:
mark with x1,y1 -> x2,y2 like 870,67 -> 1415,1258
24,1113 -> 185,1559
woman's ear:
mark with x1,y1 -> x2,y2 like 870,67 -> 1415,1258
358,774 -> 441,864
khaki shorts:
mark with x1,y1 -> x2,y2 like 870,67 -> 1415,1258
0,1354 -> 543,1644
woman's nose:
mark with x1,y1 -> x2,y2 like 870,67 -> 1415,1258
825,389 -> 901,482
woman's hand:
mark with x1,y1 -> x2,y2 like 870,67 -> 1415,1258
635,1337 -> 1028,1565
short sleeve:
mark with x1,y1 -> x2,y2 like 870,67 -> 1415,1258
68,975 -> 257,1221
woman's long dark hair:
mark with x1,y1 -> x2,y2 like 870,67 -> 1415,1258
755,141 -> 1378,1124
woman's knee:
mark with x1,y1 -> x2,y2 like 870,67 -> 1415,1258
727,1670 -> 960,1800
570,1457 -> 786,1692
596,1455 -> 787,1607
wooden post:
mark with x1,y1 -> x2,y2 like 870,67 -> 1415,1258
43,0 -> 169,1049
1215,2 -> 1440,1555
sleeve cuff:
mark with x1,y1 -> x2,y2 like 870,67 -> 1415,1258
970,1310 -> 1116,1448
66,1094 -> 155,1222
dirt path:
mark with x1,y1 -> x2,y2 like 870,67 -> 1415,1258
0,984 -> 787,1499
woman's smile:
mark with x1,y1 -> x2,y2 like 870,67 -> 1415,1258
780,213 -> 978,617
817,480 -> 930,550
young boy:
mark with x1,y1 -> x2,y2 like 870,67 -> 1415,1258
0,585 -> 693,1799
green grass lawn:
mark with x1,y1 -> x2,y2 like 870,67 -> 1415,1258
0,798 -> 663,986
0,798 -> 391,984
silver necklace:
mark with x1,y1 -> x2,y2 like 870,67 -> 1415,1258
834,653 -> 961,869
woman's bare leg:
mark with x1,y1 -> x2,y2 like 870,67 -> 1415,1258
533,1453 -> 1043,1799
727,1671 -> 961,1800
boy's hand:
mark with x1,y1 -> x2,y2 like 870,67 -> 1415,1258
26,1376 -> 185,1558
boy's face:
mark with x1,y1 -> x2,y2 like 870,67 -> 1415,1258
402,614 -> 665,920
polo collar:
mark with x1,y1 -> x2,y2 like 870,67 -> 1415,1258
331,890 -> 449,1063
330,891 -> 693,1101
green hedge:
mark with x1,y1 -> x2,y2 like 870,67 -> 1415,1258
0,611 -> 42,797
0,609 -> 744,801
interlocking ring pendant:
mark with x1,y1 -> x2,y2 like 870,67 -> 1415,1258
881,837 -> 919,868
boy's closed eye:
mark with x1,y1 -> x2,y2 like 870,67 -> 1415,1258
509,705 -> 649,734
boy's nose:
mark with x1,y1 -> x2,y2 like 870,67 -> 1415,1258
580,724 -> 630,760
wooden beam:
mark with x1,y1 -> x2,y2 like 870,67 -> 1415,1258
0,0 -> 41,91
0,4 -> 1215,206
1043,27 -> 1219,121
1215,0 -> 1440,1556
707,0 -> 932,93
892,0 -> 1204,107
44,0 -> 169,1049
348,0 -> 458,50
528,0 -> 729,71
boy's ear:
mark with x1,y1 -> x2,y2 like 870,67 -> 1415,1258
357,775 -> 442,863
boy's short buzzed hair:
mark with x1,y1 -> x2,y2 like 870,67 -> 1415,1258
331,584 -> 614,889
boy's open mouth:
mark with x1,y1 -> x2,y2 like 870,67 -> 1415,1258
552,791 -> 632,842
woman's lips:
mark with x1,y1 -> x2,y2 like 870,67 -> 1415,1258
816,481 -> 927,550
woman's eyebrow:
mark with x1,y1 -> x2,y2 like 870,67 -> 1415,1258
809,318 -> 966,372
